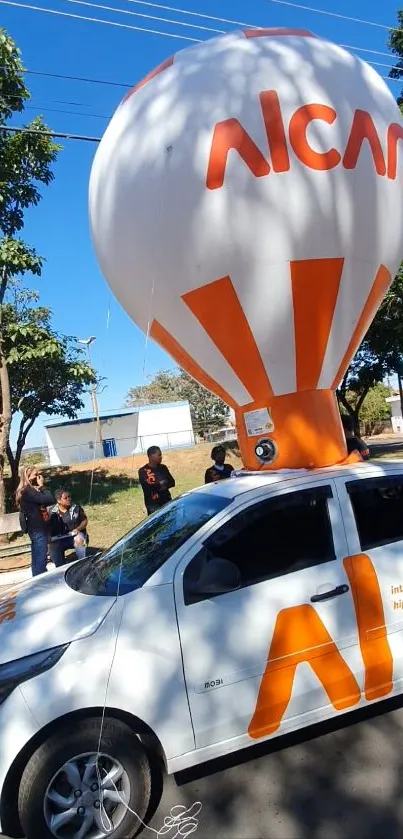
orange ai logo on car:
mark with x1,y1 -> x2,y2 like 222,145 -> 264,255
248,553 -> 393,739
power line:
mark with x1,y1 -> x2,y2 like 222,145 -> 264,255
121,0 -> 399,34
24,68 -> 132,88
66,0 -> 403,52
3,92 -> 94,105
24,103 -> 110,118
65,0 -> 225,34
266,0 -> 397,32
1,125 -> 102,141
2,0 -> 400,45
0,1 -> 201,41
341,45 -> 396,58
121,0 -> 255,28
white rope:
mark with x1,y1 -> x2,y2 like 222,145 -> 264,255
89,143 -> 197,838
97,762 -> 201,837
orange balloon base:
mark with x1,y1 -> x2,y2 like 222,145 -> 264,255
235,389 -> 357,471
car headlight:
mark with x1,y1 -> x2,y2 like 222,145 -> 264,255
0,644 -> 69,706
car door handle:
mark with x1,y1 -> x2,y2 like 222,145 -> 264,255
310,584 -> 349,603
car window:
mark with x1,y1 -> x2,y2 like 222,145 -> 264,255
347,476 -> 403,550
183,486 -> 335,602
67,492 -> 231,596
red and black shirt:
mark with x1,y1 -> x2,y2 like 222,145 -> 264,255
138,464 -> 175,511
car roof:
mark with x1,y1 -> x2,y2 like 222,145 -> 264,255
193,460 -> 403,500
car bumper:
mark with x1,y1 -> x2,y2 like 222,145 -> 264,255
0,686 -> 39,832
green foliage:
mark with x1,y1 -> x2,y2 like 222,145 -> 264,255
340,383 -> 391,436
388,9 -> 403,108
0,28 -> 60,511
338,269 -> 403,429
0,29 -> 28,120
126,369 -> 230,433
0,116 -> 60,237
0,29 -> 60,238
3,300 -> 95,483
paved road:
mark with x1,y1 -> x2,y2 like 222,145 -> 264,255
147,697 -> 403,839
4,698 -> 403,839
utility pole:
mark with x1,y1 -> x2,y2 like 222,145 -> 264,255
78,336 -> 103,456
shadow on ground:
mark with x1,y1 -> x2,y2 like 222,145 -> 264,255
145,695 -> 403,839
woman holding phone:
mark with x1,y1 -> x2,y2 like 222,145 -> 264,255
16,466 -> 55,577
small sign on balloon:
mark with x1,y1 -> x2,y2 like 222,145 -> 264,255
244,408 -> 275,438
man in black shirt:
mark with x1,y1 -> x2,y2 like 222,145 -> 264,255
205,445 -> 235,483
138,446 -> 175,515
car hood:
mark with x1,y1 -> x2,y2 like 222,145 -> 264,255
0,568 -> 116,666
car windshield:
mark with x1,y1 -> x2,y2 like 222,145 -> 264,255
66,491 -> 231,596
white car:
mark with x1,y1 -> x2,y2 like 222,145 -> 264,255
0,460 -> 403,839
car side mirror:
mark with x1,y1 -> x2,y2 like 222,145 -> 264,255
189,556 -> 241,598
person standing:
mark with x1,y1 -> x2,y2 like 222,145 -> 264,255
16,467 -> 55,577
48,489 -> 88,567
205,445 -> 235,483
138,446 -> 175,515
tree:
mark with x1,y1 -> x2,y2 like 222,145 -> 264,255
337,267 -> 403,431
0,28 -> 60,512
388,10 -> 403,111
337,341 -> 387,433
340,383 -> 391,436
3,298 -> 94,489
126,369 -> 230,434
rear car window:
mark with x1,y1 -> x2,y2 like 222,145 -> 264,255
347,476 -> 403,550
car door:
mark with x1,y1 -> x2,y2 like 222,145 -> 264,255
174,479 -> 362,752
335,471 -> 403,696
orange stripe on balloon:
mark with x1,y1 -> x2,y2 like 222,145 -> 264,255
122,56 -> 174,102
343,554 -> 393,701
331,264 -> 391,389
150,319 -> 237,409
182,276 -> 273,401
291,257 -> 344,392
243,28 -> 315,38
248,604 -> 361,739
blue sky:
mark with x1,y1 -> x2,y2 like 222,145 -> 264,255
1,0 -> 402,446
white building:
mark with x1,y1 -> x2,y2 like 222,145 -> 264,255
44,401 -> 194,466
385,394 -> 403,433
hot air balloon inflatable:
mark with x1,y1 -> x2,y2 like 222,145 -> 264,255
89,28 -> 403,471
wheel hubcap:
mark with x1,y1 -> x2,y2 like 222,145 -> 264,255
43,751 -> 131,839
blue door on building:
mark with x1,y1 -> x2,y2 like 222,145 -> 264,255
103,438 -> 117,458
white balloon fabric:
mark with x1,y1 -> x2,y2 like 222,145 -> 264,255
89,28 -> 403,470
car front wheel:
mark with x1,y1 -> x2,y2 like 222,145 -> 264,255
18,716 -> 151,839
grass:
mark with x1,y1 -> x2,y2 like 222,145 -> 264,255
2,438 -> 403,572
37,442 -> 243,552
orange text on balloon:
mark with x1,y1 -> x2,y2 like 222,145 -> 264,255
206,91 -> 403,189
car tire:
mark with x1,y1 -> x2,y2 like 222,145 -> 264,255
18,716 -> 152,839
